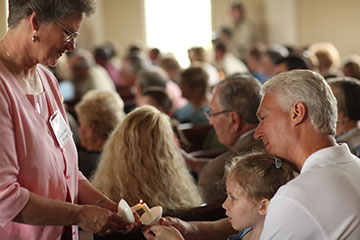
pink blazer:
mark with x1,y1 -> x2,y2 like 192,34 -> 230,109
0,61 -> 85,240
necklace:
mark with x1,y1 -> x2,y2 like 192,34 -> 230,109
0,41 -> 11,58
1,41 -> 43,114
4,48 -> 10,58
1,41 -> 43,95
1,42 -> 26,80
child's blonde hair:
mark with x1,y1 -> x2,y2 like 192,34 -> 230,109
226,152 -> 294,204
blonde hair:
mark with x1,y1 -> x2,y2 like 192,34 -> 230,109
226,152 -> 294,205
308,42 -> 340,70
91,105 -> 203,213
75,90 -> 125,140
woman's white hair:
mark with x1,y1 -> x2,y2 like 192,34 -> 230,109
262,70 -> 337,135
75,89 -> 125,140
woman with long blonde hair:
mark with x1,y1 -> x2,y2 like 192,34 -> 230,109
91,105 -> 203,214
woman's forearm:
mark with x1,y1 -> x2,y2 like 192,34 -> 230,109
13,190 -> 126,234
77,179 -> 118,212
13,191 -> 81,226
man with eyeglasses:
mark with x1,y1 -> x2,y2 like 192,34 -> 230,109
196,73 -> 263,203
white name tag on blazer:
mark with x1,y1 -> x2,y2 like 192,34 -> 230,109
49,110 -> 72,149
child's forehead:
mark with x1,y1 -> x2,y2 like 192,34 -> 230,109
227,172 -> 247,185
226,177 -> 247,194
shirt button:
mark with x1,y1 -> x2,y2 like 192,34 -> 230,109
66,175 -> 70,179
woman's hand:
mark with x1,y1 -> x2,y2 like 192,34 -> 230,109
120,211 -> 142,234
76,204 -> 130,234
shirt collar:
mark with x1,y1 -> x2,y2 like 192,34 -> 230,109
301,144 -> 352,174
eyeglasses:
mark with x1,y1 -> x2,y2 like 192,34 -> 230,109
205,109 -> 231,120
56,21 -> 79,43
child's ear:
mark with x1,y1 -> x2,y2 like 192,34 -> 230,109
258,198 -> 270,216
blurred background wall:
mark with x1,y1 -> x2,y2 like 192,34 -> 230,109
1,0 -> 360,58
0,0 -> 7,39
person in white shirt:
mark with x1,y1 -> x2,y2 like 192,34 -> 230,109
254,69 -> 360,239
213,42 -> 249,77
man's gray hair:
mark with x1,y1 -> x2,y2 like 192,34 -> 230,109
262,70 -> 337,135
216,73 -> 261,124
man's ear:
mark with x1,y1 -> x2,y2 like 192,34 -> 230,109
291,102 -> 306,126
229,112 -> 241,133
258,198 -> 270,216
29,11 -> 39,31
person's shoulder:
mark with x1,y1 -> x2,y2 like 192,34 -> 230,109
172,103 -> 193,122
0,62 -> 9,88
233,132 -> 263,153
209,149 -> 233,166
91,64 -> 112,80
275,157 -> 359,201
228,228 -> 252,240
36,64 -> 60,89
37,65 -> 60,87
0,60 -> 8,80
198,150 -> 232,183
37,64 -> 55,77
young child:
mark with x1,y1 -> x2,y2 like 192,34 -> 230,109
146,152 -> 294,240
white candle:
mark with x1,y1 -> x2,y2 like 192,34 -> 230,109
142,202 -> 153,219
131,200 -> 154,219
131,200 -> 144,212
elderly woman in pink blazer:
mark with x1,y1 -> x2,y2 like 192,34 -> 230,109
0,0 -> 136,239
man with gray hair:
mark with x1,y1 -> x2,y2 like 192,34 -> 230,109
254,70 -> 360,239
197,73 -> 263,203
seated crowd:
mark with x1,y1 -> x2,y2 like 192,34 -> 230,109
54,37 -> 360,240
2,1 -> 360,239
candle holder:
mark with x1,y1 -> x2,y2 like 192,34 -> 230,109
117,199 -> 163,225
117,199 -> 135,223
139,205 -> 163,225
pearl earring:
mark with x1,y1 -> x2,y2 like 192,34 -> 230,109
32,30 -> 37,42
